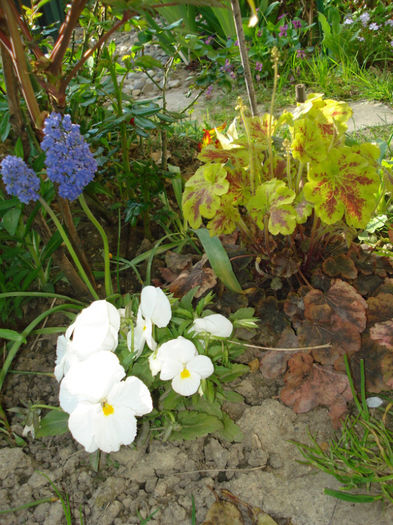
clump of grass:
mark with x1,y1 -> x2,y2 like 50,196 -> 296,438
293,358 -> 393,504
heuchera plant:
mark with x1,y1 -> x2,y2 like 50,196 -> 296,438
182,93 -> 390,277
40,287 -> 258,451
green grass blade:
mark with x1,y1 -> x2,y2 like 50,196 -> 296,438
0,497 -> 57,514
324,488 -> 380,503
0,329 -> 26,344
195,228 -> 243,293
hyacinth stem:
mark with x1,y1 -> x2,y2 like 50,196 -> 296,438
57,197 -> 97,288
38,197 -> 99,300
78,194 -> 113,298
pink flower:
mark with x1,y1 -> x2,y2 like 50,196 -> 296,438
292,20 -> 302,29
279,24 -> 288,37
255,61 -> 263,72
296,49 -> 306,58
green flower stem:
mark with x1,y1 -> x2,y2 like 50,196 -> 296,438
0,303 -> 80,393
38,197 -> 99,300
78,194 -> 113,297
238,99 -> 256,193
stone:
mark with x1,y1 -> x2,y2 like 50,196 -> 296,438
204,438 -> 229,469
0,448 -> 33,481
168,79 -> 181,89
43,501 -> 65,525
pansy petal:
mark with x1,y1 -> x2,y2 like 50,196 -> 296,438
192,314 -> 233,337
158,336 -> 197,364
68,402 -> 98,453
141,286 -> 171,327
93,405 -> 137,453
61,351 -> 125,403
54,335 -> 69,381
108,377 -> 153,417
160,358 -> 183,381
59,380 -> 79,414
68,300 -> 120,354
148,352 -> 162,376
172,371 -> 201,396
188,355 -> 214,379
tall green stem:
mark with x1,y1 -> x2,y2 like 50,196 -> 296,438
79,194 -> 113,297
38,197 -> 99,300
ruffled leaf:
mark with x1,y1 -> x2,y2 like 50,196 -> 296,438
303,145 -> 380,228
246,178 -> 297,235
182,163 -> 229,228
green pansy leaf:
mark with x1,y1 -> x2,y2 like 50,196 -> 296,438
182,163 -> 229,228
304,145 -> 380,228
216,413 -> 243,442
246,179 -> 297,235
214,363 -> 249,382
169,411 -> 223,440
35,410 -> 69,438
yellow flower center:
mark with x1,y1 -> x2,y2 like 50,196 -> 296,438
102,402 -> 114,416
180,367 -> 191,379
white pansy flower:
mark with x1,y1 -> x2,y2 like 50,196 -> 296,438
60,352 -> 152,453
158,336 -> 214,396
191,314 -> 233,338
140,286 -> 172,327
66,300 -> 120,356
127,286 -> 171,354
54,335 -> 79,382
55,300 -> 121,382
148,350 -> 163,376
127,309 -> 156,355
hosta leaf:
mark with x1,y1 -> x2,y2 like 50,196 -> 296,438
182,163 -> 229,228
246,179 -> 297,235
303,145 -> 379,228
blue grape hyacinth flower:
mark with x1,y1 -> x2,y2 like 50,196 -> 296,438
41,113 -> 97,200
1,155 -> 40,204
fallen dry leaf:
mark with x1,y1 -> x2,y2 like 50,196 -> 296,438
202,500 -> 244,525
322,253 -> 358,280
168,256 -> 217,298
370,320 -> 393,351
280,364 -> 352,428
367,293 -> 393,325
